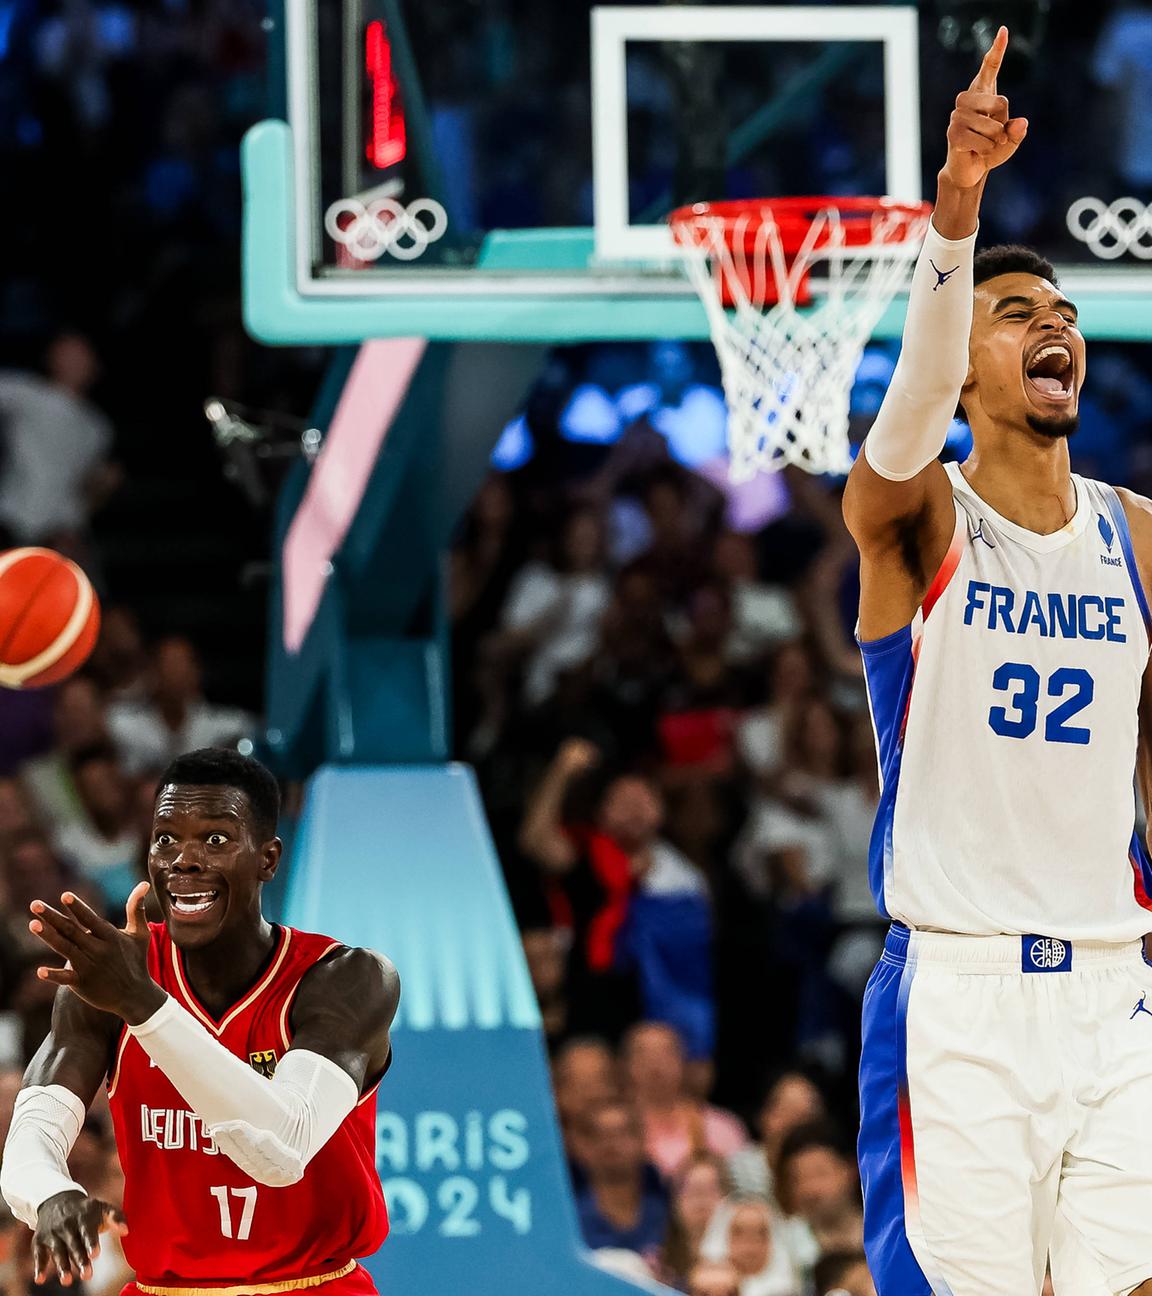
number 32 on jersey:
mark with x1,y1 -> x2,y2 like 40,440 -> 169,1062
988,663 -> 1094,744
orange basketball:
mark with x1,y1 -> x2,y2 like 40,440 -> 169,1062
0,548 -> 101,689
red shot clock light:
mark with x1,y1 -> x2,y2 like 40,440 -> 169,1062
366,19 -> 406,169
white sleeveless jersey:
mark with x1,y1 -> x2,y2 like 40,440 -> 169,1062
862,462 -> 1152,939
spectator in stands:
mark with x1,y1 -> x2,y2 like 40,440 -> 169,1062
521,926 -> 569,1046
451,474 -> 525,748
0,1068 -> 23,1143
451,474 -> 522,643
1,831 -> 94,1061
700,1197 -> 799,1296
712,531 -> 800,664
736,642 -> 817,787
585,562 -> 678,761
51,745 -> 141,907
495,505 -> 611,704
672,582 -> 738,705
659,582 -> 741,787
632,467 -> 719,612
812,1251 -> 875,1296
573,1099 -> 668,1264
775,1126 -> 864,1276
728,1071 -> 827,1201
734,698 -> 852,1067
20,676 -> 111,831
623,1021 -> 747,1179
81,1122 -> 132,1296
822,713 -> 886,1002
519,737 -> 638,1036
0,1201 -> 29,1296
0,331 -> 120,553
1093,1 -> 1152,195
687,1258 -> 742,1296
107,635 -> 254,774
0,780 -> 38,844
87,607 -> 150,701
553,1037 -> 618,1167
660,1152 -> 731,1287
519,740 -> 712,1047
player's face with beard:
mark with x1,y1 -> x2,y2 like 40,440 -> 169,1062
149,784 -> 280,949
963,272 -> 1085,442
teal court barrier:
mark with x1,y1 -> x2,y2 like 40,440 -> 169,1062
282,764 -> 674,1296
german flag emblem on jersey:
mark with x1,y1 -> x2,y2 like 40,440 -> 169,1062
249,1049 -> 278,1078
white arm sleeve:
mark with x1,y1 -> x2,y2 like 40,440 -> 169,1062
863,220 -> 978,482
129,995 -> 358,1188
1,1086 -> 88,1228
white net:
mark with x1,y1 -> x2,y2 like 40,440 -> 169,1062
671,200 -> 931,480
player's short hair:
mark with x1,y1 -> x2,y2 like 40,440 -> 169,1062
157,748 -> 280,841
973,244 -> 1058,289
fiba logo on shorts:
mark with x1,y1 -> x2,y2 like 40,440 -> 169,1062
1030,938 -> 1067,970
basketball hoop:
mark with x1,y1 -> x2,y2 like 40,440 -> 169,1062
669,196 -> 932,480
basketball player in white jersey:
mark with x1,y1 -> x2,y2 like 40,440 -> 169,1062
844,27 -> 1152,1296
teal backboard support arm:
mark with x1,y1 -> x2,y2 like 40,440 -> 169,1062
282,765 -> 675,1296
263,340 -> 545,773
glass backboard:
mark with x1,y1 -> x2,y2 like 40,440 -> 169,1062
243,1 -> 1152,344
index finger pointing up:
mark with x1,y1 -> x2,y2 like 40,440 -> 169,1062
969,25 -> 1009,93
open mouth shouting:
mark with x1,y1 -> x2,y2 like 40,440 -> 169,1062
1024,341 -> 1074,402
164,878 -> 226,923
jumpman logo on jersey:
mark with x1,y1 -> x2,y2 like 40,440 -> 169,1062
970,519 -> 996,549
929,259 -> 960,291
1131,993 -> 1152,1020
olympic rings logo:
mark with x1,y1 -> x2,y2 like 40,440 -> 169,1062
1066,197 -> 1152,260
325,197 -> 448,262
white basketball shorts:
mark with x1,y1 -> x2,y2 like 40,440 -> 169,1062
859,923 -> 1152,1295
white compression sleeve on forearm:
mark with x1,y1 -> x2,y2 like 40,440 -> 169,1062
128,995 -> 357,1187
863,221 -> 978,482
1,1086 -> 88,1228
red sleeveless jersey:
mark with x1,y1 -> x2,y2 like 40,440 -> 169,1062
108,923 -> 389,1289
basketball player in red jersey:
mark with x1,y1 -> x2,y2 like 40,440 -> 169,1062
0,748 -> 399,1296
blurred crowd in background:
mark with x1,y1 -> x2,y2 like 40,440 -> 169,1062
1,1 -> 1150,1295
454,439 -> 878,1294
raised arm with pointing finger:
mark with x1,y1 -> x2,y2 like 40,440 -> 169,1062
842,25 -> 1028,641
